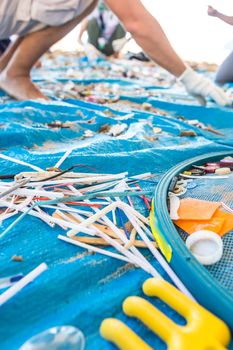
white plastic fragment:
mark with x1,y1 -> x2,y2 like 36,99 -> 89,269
108,123 -> 128,136
186,230 -> 223,266
169,194 -> 180,220
215,167 -> 231,175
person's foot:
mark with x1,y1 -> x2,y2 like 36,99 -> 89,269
0,71 -> 49,101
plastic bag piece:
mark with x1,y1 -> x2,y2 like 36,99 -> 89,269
174,208 -> 233,236
177,198 -> 221,221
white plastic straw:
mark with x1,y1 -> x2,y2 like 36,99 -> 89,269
29,173 -> 128,187
66,187 -> 157,275
0,210 -> 18,223
124,207 -> 195,300
0,187 -> 64,199
68,202 -> 118,235
96,211 -> 157,276
67,199 -> 158,276
54,149 -> 74,169
180,174 -> 229,179
0,153 -> 43,172
130,172 -> 152,180
0,263 -> 48,306
79,180 -> 120,194
0,178 -> 30,200
58,235 -> 131,263
62,211 -> 153,274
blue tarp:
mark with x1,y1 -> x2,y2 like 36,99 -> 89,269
0,56 -> 232,350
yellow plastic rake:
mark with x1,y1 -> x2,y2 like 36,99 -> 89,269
100,278 -> 231,350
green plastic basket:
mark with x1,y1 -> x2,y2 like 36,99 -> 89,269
153,151 -> 233,332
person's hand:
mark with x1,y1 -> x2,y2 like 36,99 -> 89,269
179,67 -> 232,107
208,5 -> 218,17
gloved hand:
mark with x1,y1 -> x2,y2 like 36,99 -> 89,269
178,66 -> 231,106
112,37 -> 130,52
84,43 -> 104,62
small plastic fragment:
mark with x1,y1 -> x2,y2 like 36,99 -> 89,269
180,130 -> 197,137
220,157 -> 233,169
169,195 -> 180,220
11,255 -> 23,262
215,167 -> 231,175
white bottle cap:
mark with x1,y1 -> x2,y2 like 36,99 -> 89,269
186,230 -> 223,265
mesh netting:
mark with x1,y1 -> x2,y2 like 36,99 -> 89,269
177,172 -> 233,294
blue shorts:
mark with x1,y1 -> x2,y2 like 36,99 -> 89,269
0,38 -> 10,54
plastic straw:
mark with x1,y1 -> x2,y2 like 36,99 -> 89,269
0,153 -> 43,172
0,274 -> 24,290
0,178 -> 30,200
0,263 -> 48,306
58,235 -> 131,263
54,148 -> 74,169
124,208 -> 195,300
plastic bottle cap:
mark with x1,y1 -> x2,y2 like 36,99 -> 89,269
186,230 -> 223,265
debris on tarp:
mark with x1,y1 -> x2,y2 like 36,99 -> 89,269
0,51 -> 232,350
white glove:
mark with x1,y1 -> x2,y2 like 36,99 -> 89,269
84,43 -> 104,62
112,37 -> 129,52
178,67 -> 232,107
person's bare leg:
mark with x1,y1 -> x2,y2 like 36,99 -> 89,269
0,0 -> 98,100
0,38 -> 43,72
0,37 -> 23,72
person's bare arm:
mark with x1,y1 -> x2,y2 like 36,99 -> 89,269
78,18 -> 88,44
104,0 -> 186,77
208,6 -> 233,26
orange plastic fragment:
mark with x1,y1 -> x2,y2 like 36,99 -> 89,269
177,198 -> 221,221
174,208 -> 233,237
174,216 -> 224,235
216,209 -> 233,236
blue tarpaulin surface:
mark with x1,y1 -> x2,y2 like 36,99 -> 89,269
0,56 -> 232,350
